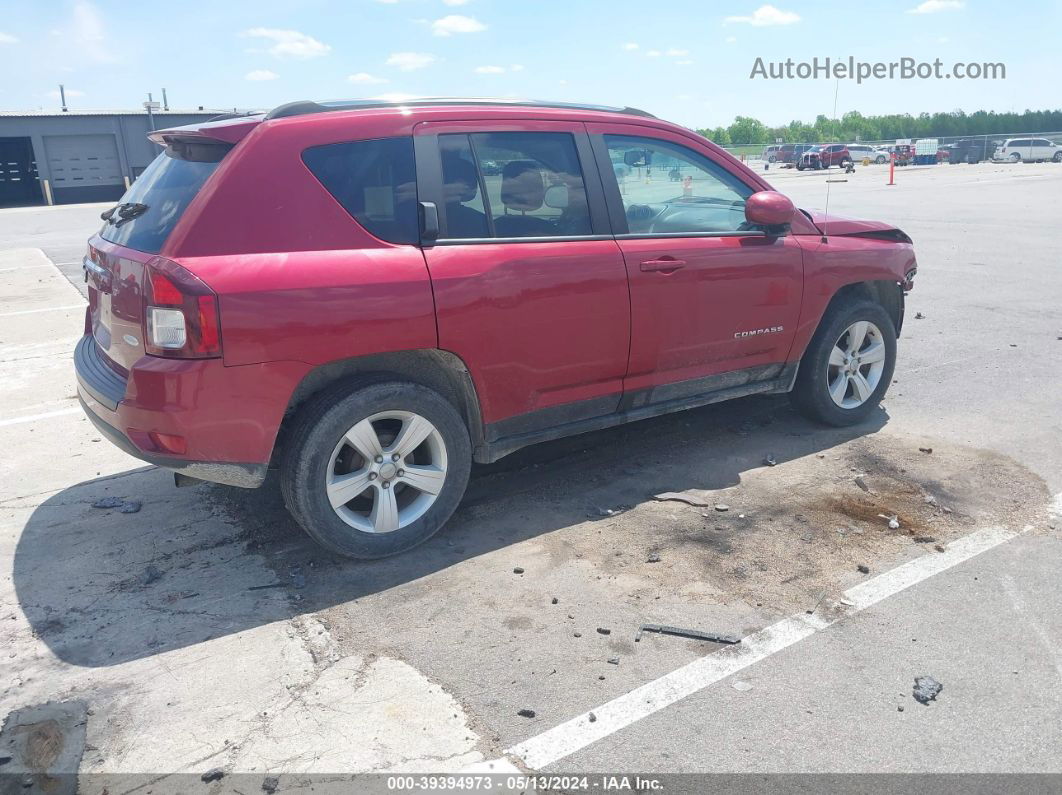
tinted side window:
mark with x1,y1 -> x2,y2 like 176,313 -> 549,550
438,132 -> 592,239
302,137 -> 418,244
604,134 -> 753,235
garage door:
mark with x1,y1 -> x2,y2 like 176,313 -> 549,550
0,137 -> 44,207
44,133 -> 125,204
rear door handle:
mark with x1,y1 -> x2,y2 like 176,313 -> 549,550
640,258 -> 686,272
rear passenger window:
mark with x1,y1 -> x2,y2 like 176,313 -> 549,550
302,137 -> 418,244
438,132 -> 592,240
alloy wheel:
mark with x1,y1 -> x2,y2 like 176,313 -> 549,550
325,410 -> 448,533
826,321 -> 887,409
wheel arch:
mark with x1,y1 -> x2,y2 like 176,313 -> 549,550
275,349 -> 488,465
822,280 -> 905,338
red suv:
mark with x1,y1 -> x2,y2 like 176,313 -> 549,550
797,144 -> 853,170
76,98 -> 917,558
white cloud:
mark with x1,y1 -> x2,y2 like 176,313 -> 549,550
442,0 -> 471,4
386,51 -> 436,71
241,28 -> 330,58
0,31 -> 18,44
475,65 -> 506,74
666,48 -> 689,57
48,88 -> 85,98
431,14 -> 486,36
510,64 -> 524,72
622,42 -> 639,50
70,1 -> 115,63
725,36 -> 737,43
374,0 -> 399,3
724,4 -> 801,25
348,72 -> 388,84
938,36 -> 951,43
245,69 -> 279,81
646,49 -> 662,57
676,59 -> 694,65
907,0 -> 964,12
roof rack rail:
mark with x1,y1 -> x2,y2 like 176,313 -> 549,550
263,98 -> 655,121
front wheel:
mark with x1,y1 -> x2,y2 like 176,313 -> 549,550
281,380 -> 472,558
876,155 -> 887,164
1009,152 -> 1021,162
790,300 -> 897,426
1053,151 -> 1062,162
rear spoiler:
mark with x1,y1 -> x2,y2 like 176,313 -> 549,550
148,115 -> 263,147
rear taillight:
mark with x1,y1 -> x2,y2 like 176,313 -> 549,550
144,256 -> 221,359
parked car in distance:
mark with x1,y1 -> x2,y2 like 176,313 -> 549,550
993,137 -> 1062,162
776,143 -> 814,165
847,144 -> 885,164
75,97 -> 917,559
797,144 -> 852,170
945,138 -> 996,164
762,145 -> 781,162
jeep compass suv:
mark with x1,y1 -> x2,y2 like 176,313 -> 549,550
76,98 -> 917,558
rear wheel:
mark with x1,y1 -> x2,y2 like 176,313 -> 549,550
1009,152 -> 1021,162
875,155 -> 887,164
281,379 -> 471,558
1054,151 -> 1062,162
790,300 -> 897,426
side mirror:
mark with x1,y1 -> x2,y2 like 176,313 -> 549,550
745,190 -> 794,229
543,184 -> 569,209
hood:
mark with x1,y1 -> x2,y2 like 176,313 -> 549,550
803,210 -> 912,243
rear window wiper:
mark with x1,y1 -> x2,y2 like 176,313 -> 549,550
103,202 -> 149,227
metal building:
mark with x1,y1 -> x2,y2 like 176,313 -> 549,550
0,109 -> 226,207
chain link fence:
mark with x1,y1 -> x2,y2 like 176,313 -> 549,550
719,131 -> 1062,166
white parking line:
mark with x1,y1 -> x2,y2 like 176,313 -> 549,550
0,304 -> 85,318
504,517 -> 1043,770
0,264 -> 52,273
0,406 -> 82,428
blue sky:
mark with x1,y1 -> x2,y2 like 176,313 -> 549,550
1,0 -> 1058,128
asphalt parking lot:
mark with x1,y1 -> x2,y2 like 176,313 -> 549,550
1,160 -> 1060,788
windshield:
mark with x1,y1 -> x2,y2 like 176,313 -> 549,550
99,142 -> 229,253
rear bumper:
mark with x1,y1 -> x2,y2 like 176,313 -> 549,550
78,394 -> 268,488
74,334 -> 296,488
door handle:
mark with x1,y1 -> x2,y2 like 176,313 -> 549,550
640,258 -> 686,272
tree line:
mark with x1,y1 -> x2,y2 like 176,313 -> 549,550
698,109 -> 1062,146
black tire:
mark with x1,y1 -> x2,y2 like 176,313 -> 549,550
796,163 -> 805,171
1054,151 -> 1062,162
281,379 -> 472,559
789,299 -> 897,427
876,155 -> 887,164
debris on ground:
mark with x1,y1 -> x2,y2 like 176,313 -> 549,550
635,624 -> 741,645
857,564 -> 871,574
715,504 -> 730,512
140,565 -> 163,586
201,768 -> 225,782
262,776 -> 279,793
913,536 -> 936,544
913,676 -> 943,705
878,513 -> 901,529
935,544 -> 946,553
117,500 -> 142,514
596,628 -> 611,636
588,712 -> 597,723
839,598 -> 855,606
517,709 -> 536,718
924,494 -> 938,506
551,597 -> 558,604
647,554 -> 662,563
763,454 -> 777,467
91,496 -> 124,509
854,476 -> 870,492
573,632 -> 582,637
919,447 -> 933,454
652,491 -> 711,507
731,680 -> 754,692
915,312 -> 926,319
607,657 -> 620,665
898,705 -> 905,712
512,567 -> 525,575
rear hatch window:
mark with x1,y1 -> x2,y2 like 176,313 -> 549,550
99,140 -> 230,254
